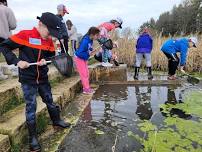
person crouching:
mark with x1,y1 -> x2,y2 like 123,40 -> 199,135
161,37 -> 198,80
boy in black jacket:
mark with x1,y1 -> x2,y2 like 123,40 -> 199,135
0,12 -> 70,152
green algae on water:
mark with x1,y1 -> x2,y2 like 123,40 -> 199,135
128,91 -> 202,152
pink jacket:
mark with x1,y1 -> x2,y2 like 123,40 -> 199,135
98,22 -> 116,38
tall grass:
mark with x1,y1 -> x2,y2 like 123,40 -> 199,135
112,32 -> 202,73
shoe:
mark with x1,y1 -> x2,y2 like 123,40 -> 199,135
168,75 -> 177,80
102,62 -> 113,67
27,122 -> 41,152
147,67 -> 153,80
48,106 -> 71,129
133,67 -> 140,80
83,88 -> 95,95
113,59 -> 120,66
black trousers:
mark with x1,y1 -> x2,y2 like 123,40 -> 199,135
60,36 -> 69,54
163,52 -> 179,76
0,37 -> 5,43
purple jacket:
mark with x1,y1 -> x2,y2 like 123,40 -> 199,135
136,33 -> 153,53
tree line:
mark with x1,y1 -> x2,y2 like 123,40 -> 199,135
139,0 -> 202,36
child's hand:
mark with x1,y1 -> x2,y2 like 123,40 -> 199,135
90,49 -> 98,55
38,59 -> 47,66
180,66 -> 186,74
113,41 -> 119,48
17,61 -> 30,69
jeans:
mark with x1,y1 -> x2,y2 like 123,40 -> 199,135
163,52 -> 179,76
71,40 -> 77,55
21,83 -> 57,124
98,38 -> 110,63
135,53 -> 152,67
102,47 -> 110,63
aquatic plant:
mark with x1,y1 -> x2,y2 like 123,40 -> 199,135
128,91 -> 202,152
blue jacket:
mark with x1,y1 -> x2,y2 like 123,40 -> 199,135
136,33 -> 153,53
161,38 -> 189,65
75,35 -> 93,60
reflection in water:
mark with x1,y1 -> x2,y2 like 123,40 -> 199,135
161,86 -> 192,119
92,85 -> 129,131
135,86 -> 153,120
59,84 -> 197,152
93,85 -> 128,101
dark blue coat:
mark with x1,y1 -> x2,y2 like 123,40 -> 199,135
136,33 -> 153,53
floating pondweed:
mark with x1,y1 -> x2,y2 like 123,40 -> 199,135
128,91 -> 202,152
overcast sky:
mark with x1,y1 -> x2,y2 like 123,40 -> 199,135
9,0 -> 182,34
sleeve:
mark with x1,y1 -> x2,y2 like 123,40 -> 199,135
0,38 -> 21,65
7,8 -> 17,30
71,26 -> 77,36
150,36 -> 153,50
68,29 -> 73,37
180,43 -> 188,66
99,27 -> 109,38
77,39 -> 89,55
136,38 -> 140,49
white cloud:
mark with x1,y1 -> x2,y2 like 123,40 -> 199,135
9,0 -> 182,34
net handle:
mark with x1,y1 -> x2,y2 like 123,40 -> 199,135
29,61 -> 52,66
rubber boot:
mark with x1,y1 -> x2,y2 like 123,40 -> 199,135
27,122 -> 41,152
147,67 -> 153,80
113,59 -> 120,66
134,67 -> 140,80
48,106 -> 71,129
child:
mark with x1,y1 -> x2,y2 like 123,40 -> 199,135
0,12 -> 70,152
134,28 -> 153,80
94,42 -> 120,66
75,27 -> 100,94
66,20 -> 78,56
161,37 -> 198,80
98,17 -> 123,67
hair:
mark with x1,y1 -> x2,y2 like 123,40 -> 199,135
110,20 -> 118,25
66,20 -> 73,30
0,0 -> 7,6
86,27 -> 100,36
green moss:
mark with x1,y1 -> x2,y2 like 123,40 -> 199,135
88,57 -> 98,65
0,96 -> 24,116
128,91 -> 202,152
36,113 -> 49,134
50,76 -> 65,87
10,144 -> 20,152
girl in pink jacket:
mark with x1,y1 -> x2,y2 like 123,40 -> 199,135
98,17 -> 123,67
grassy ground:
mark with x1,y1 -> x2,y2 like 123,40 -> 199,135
0,54 -> 5,63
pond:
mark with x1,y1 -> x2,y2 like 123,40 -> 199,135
58,75 -> 202,152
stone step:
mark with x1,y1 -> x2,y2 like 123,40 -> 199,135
35,86 -> 97,152
0,63 -> 128,150
101,80 -> 182,86
89,64 -> 127,82
0,134 -> 10,152
0,66 -> 63,117
0,75 -> 81,150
